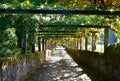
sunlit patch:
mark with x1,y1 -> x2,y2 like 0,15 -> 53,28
63,73 -> 70,77
75,67 -> 83,72
47,49 -> 92,81
26,49 -> 92,81
79,74 -> 91,81
2,65 -> 7,70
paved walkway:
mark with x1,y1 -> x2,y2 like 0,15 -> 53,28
25,49 -> 91,81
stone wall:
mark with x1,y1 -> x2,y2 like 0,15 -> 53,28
66,48 -> 120,81
0,51 -> 45,81
0,59 -> 2,81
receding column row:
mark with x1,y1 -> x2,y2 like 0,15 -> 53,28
66,27 -> 109,52
20,27 -> 109,54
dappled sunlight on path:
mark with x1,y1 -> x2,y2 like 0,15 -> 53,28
25,49 -> 91,81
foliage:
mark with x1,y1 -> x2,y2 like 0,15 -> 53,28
0,0 -> 120,57
0,14 -> 13,30
105,43 -> 120,55
0,28 -> 20,57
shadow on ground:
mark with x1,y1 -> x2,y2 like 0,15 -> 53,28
25,50 -> 107,81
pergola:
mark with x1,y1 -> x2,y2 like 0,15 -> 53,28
38,24 -> 110,52
1,9 -> 119,54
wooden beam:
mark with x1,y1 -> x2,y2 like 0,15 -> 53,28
0,9 -> 120,15
38,35 -> 79,38
37,33 -> 75,35
39,25 -> 110,28
37,30 -> 77,33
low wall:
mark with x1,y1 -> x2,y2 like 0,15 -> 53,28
0,51 -> 45,81
66,48 -> 120,81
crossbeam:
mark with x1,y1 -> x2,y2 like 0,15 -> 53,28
37,33 -> 75,35
0,9 -> 120,15
38,35 -> 79,38
39,25 -> 110,28
37,30 -> 77,33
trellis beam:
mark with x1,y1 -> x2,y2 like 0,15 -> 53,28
38,35 -> 79,38
37,30 -> 77,33
0,9 -> 120,15
39,25 -> 110,28
37,33 -> 75,35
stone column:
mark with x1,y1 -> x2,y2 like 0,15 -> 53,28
31,32 -> 35,53
80,38 -> 82,50
85,36 -> 88,51
92,32 -> 96,52
0,59 -> 2,81
38,36 -> 41,51
21,33 -> 27,54
42,37 -> 45,51
44,38 -> 47,50
77,38 -> 79,50
104,27 -> 109,52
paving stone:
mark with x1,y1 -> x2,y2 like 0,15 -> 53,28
25,49 -> 91,81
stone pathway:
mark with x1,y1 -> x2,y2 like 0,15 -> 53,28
25,49 -> 91,81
